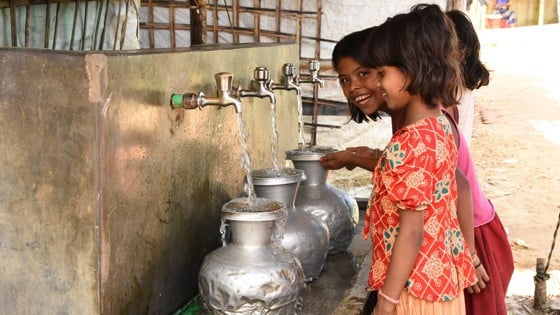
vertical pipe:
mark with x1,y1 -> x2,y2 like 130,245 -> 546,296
81,0 -> 89,50
200,0 -> 208,43
98,0 -> 112,49
119,0 -> 129,50
52,2 -> 61,49
70,0 -> 80,50
169,2 -> 176,48
311,0 -> 322,146
232,0 -> 238,43
45,0 -> 51,48
148,0 -> 154,48
9,0 -> 17,46
190,0 -> 206,45
275,0 -> 280,43
92,0 -> 104,49
25,2 -> 30,47
296,0 -> 301,55
212,0 -> 218,43
534,257 -> 548,309
112,0 -> 123,50
253,0 -> 259,42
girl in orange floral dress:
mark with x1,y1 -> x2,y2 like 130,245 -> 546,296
362,4 -> 478,315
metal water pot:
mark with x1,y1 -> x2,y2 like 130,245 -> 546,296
198,197 -> 305,314
286,147 -> 359,254
251,168 -> 329,281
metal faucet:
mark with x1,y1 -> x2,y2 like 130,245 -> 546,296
271,63 -> 302,95
170,72 -> 243,113
298,60 -> 324,88
238,67 -> 276,104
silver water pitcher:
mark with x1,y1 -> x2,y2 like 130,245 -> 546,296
198,197 -> 305,314
251,168 -> 329,281
286,147 -> 359,255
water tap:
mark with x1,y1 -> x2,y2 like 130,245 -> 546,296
170,72 -> 243,113
271,63 -> 302,95
238,67 -> 276,104
298,60 -> 324,88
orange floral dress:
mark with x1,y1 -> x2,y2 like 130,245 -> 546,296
363,115 -> 477,302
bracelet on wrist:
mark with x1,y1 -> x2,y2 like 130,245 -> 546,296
470,251 -> 480,264
470,249 -> 478,259
474,261 -> 483,268
378,289 -> 400,304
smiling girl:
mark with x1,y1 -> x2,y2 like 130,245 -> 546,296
361,5 -> 478,315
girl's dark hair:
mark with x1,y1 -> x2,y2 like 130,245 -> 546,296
332,27 -> 381,123
446,10 -> 490,90
365,4 -> 463,108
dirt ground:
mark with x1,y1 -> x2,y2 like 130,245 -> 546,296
473,24 -> 560,272
474,24 -> 560,315
316,23 -> 560,314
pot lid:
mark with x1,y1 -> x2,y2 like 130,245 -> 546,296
286,146 -> 337,161
250,167 -> 306,185
221,197 -> 287,221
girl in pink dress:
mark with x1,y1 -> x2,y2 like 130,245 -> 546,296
447,10 -> 514,315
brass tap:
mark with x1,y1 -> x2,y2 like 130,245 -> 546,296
170,72 -> 243,113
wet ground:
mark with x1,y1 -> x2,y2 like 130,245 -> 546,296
299,208 -> 370,315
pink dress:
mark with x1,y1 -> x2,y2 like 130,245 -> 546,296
446,110 -> 514,315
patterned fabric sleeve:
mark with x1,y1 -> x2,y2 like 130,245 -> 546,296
382,128 -> 437,212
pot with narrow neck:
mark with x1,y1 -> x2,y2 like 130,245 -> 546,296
286,146 -> 359,254
198,197 -> 305,314
251,167 -> 329,281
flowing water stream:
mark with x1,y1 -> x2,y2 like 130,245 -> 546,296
296,93 -> 307,149
236,112 -> 256,200
270,102 -> 280,170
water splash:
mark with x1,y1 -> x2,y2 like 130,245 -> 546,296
273,215 -> 287,245
219,218 -> 229,247
236,112 -> 256,200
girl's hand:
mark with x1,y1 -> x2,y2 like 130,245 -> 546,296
319,146 -> 381,171
344,146 -> 382,171
319,150 -> 354,170
345,146 -> 378,158
373,299 -> 397,315
466,262 -> 490,294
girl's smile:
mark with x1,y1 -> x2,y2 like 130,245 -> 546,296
336,57 -> 384,115
375,66 -> 411,111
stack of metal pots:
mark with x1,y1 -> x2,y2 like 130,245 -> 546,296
198,197 -> 305,314
251,167 -> 330,281
286,146 -> 360,254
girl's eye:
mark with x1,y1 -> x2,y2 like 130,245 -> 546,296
338,77 -> 349,85
358,71 -> 369,78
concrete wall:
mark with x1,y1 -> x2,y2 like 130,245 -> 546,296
0,43 -> 300,314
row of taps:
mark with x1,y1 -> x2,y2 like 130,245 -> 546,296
170,60 -> 324,113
